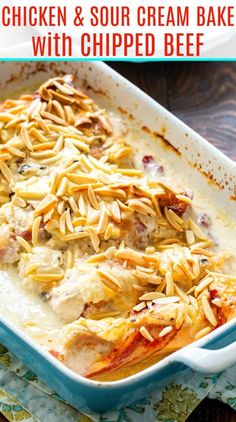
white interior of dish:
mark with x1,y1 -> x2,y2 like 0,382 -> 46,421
0,61 -> 235,213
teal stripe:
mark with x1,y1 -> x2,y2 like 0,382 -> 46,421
0,57 -> 236,61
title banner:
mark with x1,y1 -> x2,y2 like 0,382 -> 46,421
0,0 -> 236,58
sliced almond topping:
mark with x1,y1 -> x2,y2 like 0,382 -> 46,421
151,195 -> 162,218
31,273 -> 64,282
87,207 -> 101,226
73,217 -> 86,227
103,222 -> 114,241
90,311 -> 121,320
189,218 -> 208,240
201,296 -> 217,327
87,253 -> 106,264
44,219 -> 59,233
89,155 -> 112,174
65,250 -> 74,269
0,160 -> 13,183
34,194 -> 57,216
0,152 -> 11,161
59,211 -> 67,235
139,326 -> 154,342
24,263 -> 39,277
79,154 -> 94,171
145,246 -> 156,254
56,177 -> 68,197
133,270 -> 161,285
57,200 -> 65,216
53,135 -> 64,152
87,247 -> 115,263
127,198 -> 156,217
156,181 -> 177,194
17,190 -> 45,200
115,248 -> 147,266
48,89 -> 75,105
116,199 -> 132,212
32,215 -> 41,245
65,208 -> 74,233
165,271 -> 175,296
41,111 -> 67,126
194,326 -> 212,340
36,117 -> 50,134
88,227 -> 100,253
115,168 -> 142,177
153,296 -> 180,305
133,302 -> 146,312
52,99 -> 66,120
78,194 -> 87,217
111,200 -> 121,223
186,230 -> 195,246
20,126 -> 33,151
30,150 -> 56,160
53,80 -> 75,95
64,105 -> 75,124
7,104 -> 26,114
95,187 -> 126,201
62,232 -> 89,241
96,209 -> 108,234
211,298 -> 222,308
176,194 -> 192,204
139,292 -> 166,301
29,127 -> 48,143
70,182 -> 102,194
194,276 -> 214,296
68,196 -> 80,216
12,196 -> 26,208
32,141 -> 56,152
174,284 -> 190,304
6,145 -> 26,158
98,269 -> 122,291
190,240 -> 213,250
159,326 -> 173,338
0,113 -> 16,122
5,116 -> 26,129
43,208 -> 54,223
189,294 -> 199,309
207,271 -> 236,281
88,185 -> 99,209
104,246 -> 117,259
65,138 -> 89,153
191,248 -> 212,256
0,195 -> 9,204
16,236 -> 32,253
164,207 -> 183,232
136,266 -> 154,273
50,172 -> 59,195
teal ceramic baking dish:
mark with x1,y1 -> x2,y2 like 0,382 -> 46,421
0,61 -> 235,414
0,317 -> 235,413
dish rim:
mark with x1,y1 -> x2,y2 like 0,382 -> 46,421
0,60 -> 235,388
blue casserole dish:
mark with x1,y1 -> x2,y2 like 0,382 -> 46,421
0,317 -> 235,413
0,61 -> 235,414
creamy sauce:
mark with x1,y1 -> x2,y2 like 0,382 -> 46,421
0,267 -> 63,348
126,127 -> 236,259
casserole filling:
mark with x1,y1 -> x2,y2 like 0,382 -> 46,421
0,75 -> 235,380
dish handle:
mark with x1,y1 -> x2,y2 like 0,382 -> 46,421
172,341 -> 236,373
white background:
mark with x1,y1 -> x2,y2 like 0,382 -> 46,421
0,0 -> 236,58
